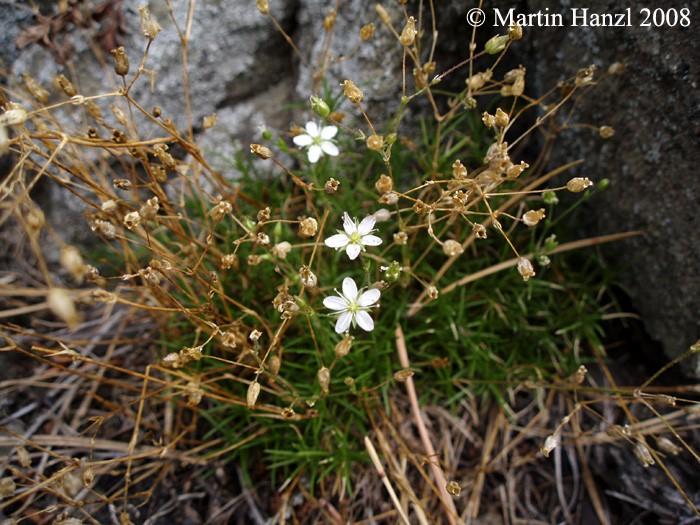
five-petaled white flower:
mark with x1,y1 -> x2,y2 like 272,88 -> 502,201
325,212 -> 382,260
293,121 -> 339,163
323,277 -> 380,334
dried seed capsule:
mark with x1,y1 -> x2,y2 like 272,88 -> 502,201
360,22 -> 376,41
566,177 -> 593,193
247,381 -> 261,408
517,257 -> 535,281
110,47 -> 130,77
317,367 -> 330,394
139,5 -> 162,40
443,239 -> 464,257
250,143 -> 272,159
54,74 -> 77,97
375,174 -> 393,194
342,80 -> 364,104
298,217 -> 318,238
399,16 -> 417,46
522,208 -> 546,227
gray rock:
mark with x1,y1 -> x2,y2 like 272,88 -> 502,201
521,0 -> 700,375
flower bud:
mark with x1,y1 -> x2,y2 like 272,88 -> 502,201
484,35 -> 509,55
310,95 -> 330,118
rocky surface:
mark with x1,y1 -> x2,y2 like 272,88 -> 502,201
1,0 -> 698,373
522,0 -> 700,375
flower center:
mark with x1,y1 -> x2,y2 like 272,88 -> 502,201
349,232 -> 362,244
347,302 -> 360,313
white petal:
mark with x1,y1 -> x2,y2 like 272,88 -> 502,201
305,121 -> 319,137
355,311 -> 374,332
343,213 -> 356,235
307,144 -> 322,163
323,295 -> 349,311
321,125 -> 338,140
321,141 -> 339,156
342,277 -> 358,301
325,233 -> 349,249
345,243 -> 362,260
358,288 -> 380,307
293,134 -> 313,147
357,215 -> 376,235
361,234 -> 382,247
335,311 -> 353,334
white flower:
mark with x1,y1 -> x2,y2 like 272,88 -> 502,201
323,277 -> 380,334
292,121 -> 339,163
324,212 -> 382,260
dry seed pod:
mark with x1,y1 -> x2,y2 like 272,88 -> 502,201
334,336 -> 353,358
250,143 -> 272,159
393,368 -> 414,382
446,480 -> 461,496
375,174 -> 393,194
271,241 -> 292,259
443,239 -> 464,257
360,22 -> 375,41
16,446 -> 30,468
599,126 -> 615,139
517,257 -> 535,281
256,0 -> 269,15
298,217 -> 318,238
54,74 -> 77,97
399,16 -> 417,46
138,5 -> 162,40
0,477 -> 16,498
566,177 -> 593,193
317,367 -> 330,394
366,134 -> 384,151
541,433 -> 559,457
342,80 -> 364,104
522,208 -> 546,227
247,381 -> 261,408
110,47 -> 130,77
47,288 -> 80,329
